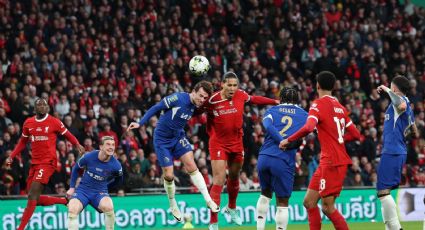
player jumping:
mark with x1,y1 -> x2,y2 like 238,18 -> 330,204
67,136 -> 123,230
127,80 -> 220,222
203,71 -> 278,230
376,76 -> 417,230
281,71 -> 361,230
6,98 -> 85,230
256,87 -> 307,230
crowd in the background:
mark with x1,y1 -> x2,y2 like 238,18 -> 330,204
0,0 -> 424,195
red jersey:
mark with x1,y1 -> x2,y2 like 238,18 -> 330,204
22,114 -> 68,165
205,90 -> 250,152
204,89 -> 277,152
308,96 -> 353,166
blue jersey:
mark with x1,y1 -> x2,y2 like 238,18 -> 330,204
70,150 -> 123,192
382,96 -> 415,155
260,104 -> 308,164
139,92 -> 195,138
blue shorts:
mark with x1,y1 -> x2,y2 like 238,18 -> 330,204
72,187 -> 109,212
257,154 -> 294,198
153,133 -> 193,167
377,154 -> 406,191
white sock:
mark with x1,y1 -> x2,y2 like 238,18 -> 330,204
256,195 -> 271,230
380,195 -> 401,230
67,213 -> 78,230
189,169 -> 212,203
276,207 -> 289,230
104,210 -> 115,230
164,179 -> 178,207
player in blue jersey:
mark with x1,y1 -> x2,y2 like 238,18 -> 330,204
127,81 -> 219,222
66,136 -> 123,230
376,76 -> 418,230
256,87 -> 308,230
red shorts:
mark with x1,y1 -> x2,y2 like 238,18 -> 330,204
209,148 -> 244,163
308,164 -> 348,197
26,164 -> 56,191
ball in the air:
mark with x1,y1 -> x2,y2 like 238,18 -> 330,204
189,55 -> 210,76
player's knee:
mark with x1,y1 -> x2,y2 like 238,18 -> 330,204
321,203 -> 335,216
163,173 -> 174,182
68,206 -> 80,216
303,199 -> 316,209
102,205 -> 114,213
212,176 -> 225,186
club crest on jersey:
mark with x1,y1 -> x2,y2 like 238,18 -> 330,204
385,114 -> 390,121
167,95 -> 178,103
45,126 -> 49,133
164,157 -> 170,163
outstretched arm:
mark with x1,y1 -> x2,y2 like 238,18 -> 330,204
127,100 -> 168,131
288,118 -> 317,142
63,131 -> 85,155
249,95 -> 279,105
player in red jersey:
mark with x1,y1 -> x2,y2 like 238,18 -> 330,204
6,98 -> 85,230
281,71 -> 361,230
204,72 -> 278,230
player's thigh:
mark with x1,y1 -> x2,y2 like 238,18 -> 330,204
154,142 -> 174,167
68,198 -> 84,215
303,189 -> 321,208
377,154 -> 406,191
211,159 -> 227,184
70,189 -> 89,213
257,155 -> 272,191
90,192 -> 114,212
173,136 -> 195,168
319,165 -> 347,197
270,159 -> 294,198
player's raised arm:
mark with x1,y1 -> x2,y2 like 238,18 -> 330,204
127,96 -> 170,131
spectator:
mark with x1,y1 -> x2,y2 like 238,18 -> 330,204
239,171 -> 254,191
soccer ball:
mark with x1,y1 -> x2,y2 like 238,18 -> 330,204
189,55 -> 210,76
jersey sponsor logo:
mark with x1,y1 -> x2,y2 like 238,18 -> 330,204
218,108 -> 237,115
96,168 -> 103,172
180,113 -> 192,120
31,136 -> 49,141
87,170 -> 106,181
333,108 -> 344,114
310,103 -> 319,112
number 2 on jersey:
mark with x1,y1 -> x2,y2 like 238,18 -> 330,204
333,117 -> 345,143
279,116 -> 293,137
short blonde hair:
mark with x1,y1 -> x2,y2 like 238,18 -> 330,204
100,136 -> 115,145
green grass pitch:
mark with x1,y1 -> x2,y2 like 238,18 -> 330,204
167,221 -> 422,230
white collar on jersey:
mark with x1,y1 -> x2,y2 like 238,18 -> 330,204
35,114 -> 48,122
208,91 -> 228,104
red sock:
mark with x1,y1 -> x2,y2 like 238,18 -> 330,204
328,210 -> 349,230
307,207 -> 322,230
209,184 -> 222,224
227,178 -> 239,209
38,195 -> 67,206
18,200 -> 37,230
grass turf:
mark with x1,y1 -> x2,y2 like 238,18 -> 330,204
168,221 -> 422,230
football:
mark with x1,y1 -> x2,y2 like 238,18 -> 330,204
189,55 -> 210,76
